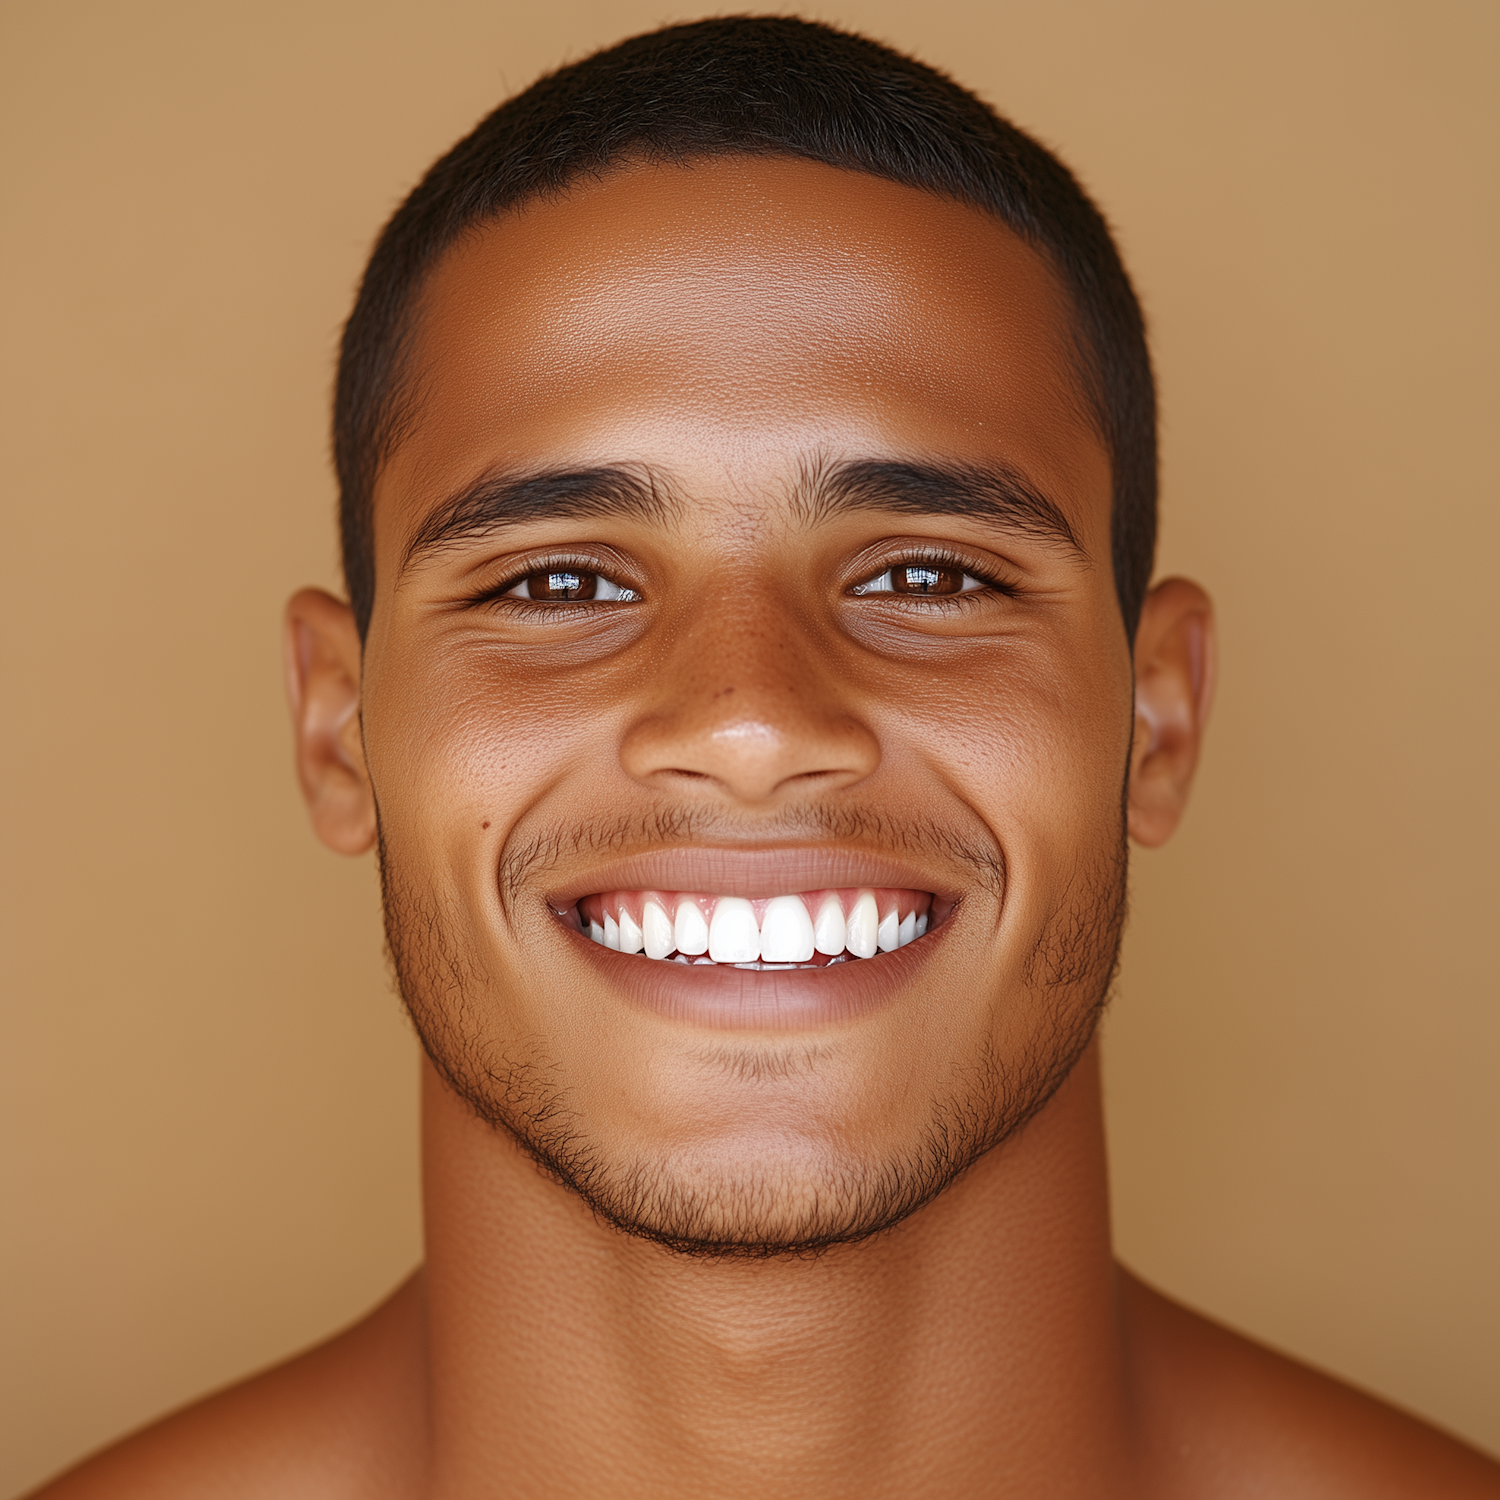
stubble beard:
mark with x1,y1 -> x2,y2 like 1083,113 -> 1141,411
379,810 -> 1127,1260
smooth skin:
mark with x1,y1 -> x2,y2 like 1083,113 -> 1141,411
33,158 -> 1499,1498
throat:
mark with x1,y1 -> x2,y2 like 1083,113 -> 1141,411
416,1043 -> 1137,1499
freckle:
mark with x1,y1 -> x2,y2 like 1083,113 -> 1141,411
714,685 -> 736,699
482,821 -> 491,829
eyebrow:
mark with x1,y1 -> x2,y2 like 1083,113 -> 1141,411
401,454 -> 1085,573
797,458 -> 1086,558
402,465 -> 678,572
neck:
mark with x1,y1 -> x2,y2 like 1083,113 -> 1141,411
416,1040 -> 1137,1499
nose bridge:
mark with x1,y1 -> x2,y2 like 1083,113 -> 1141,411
619,590 -> 880,803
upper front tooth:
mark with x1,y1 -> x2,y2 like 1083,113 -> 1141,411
813,892 -> 847,956
846,891 -> 879,959
618,905 -> 645,954
643,899 -> 675,960
877,909 -> 900,952
760,895 -> 815,963
674,898 -> 709,956
603,914 -> 621,951
897,911 -> 916,948
708,896 -> 760,963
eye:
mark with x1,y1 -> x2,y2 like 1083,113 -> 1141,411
852,563 -> 985,597
505,568 -> 639,602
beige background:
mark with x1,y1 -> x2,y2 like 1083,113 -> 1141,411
2,0 -> 1496,1490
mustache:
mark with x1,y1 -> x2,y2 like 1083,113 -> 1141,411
495,801 -> 1007,905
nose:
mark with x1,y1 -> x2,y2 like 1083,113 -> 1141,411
619,609 -> 881,806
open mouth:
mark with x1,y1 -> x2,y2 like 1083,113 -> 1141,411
571,888 -> 932,968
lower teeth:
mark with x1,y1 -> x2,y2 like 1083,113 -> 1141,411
665,954 -> 854,969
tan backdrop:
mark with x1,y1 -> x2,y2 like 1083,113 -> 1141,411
2,1 -> 1496,1490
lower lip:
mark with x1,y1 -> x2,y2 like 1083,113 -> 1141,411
567,924 -> 942,1030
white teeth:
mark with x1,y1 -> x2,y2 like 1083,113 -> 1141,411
587,889 -> 934,962
760,894 -> 815,963
674,898 -> 709,956
846,891 -> 879,959
812,892 -> 847,956
708,896 -> 760,964
643,899 -> 675,960
618,906 -> 645,954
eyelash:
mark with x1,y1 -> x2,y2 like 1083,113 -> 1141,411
467,547 -> 1019,615
850,548 -> 1019,605
470,555 -> 640,615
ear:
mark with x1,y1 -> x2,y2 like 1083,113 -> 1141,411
1127,577 -> 1217,848
283,588 -> 376,855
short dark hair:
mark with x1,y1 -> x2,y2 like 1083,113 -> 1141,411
334,15 -> 1156,640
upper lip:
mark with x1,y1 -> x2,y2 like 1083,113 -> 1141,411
542,846 -> 965,909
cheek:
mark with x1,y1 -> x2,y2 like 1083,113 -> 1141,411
891,631 -> 1131,956
898,635 -> 1130,823
359,635 -> 611,888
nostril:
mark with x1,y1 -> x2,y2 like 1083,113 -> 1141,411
621,697 -> 881,801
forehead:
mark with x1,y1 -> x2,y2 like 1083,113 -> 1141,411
377,155 -> 1105,539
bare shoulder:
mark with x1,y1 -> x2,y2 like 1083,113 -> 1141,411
1122,1268 -> 1500,1498
24,1275 -> 426,1500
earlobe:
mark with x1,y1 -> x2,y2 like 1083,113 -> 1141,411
1127,577 -> 1216,848
283,588 -> 376,856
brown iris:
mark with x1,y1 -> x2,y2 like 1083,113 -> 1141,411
889,564 -> 965,595
524,569 -> 599,600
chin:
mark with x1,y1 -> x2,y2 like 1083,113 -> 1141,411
547,1130 -> 972,1258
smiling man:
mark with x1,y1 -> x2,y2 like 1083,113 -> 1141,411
35,16 -> 1500,1500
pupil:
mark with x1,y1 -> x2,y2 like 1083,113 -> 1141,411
531,569 -> 595,600
893,564 -> 961,595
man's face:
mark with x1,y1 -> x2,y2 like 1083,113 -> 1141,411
360,156 -> 1131,1252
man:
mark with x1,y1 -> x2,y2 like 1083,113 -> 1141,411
35,16 -> 1499,1498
